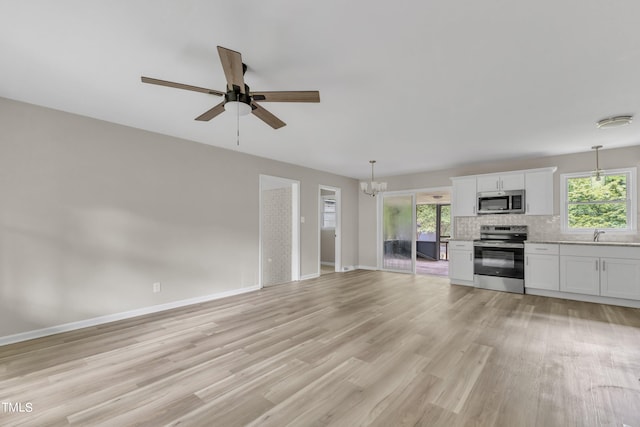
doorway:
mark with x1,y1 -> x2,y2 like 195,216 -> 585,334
416,191 -> 451,276
378,187 -> 451,276
318,185 -> 341,275
259,175 -> 300,287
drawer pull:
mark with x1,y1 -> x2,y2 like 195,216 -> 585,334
535,248 -> 548,251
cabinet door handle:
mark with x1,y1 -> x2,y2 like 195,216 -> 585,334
496,180 -> 499,190
526,256 -> 529,266
526,203 -> 530,213
602,260 -> 605,271
595,260 -> 598,271
469,253 -> 472,261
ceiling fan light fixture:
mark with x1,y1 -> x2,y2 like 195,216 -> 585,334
596,115 -> 633,129
224,101 -> 252,116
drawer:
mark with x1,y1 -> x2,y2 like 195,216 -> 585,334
525,243 -> 559,255
560,244 -> 640,259
449,240 -> 473,250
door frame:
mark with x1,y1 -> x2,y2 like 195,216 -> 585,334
318,185 -> 342,274
259,174 -> 301,288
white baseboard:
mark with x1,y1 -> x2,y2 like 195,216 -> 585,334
356,265 -> 378,271
0,285 -> 261,346
320,261 -> 335,266
301,273 -> 320,280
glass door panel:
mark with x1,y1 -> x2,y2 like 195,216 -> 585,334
382,194 -> 414,272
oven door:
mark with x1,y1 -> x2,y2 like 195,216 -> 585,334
473,242 -> 524,279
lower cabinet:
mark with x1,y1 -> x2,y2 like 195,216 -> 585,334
559,245 -> 640,300
600,257 -> 640,300
525,243 -> 559,291
559,255 -> 600,295
449,241 -> 474,285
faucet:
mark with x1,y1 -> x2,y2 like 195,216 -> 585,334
593,229 -> 605,242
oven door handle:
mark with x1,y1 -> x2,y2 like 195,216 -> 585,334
473,242 -> 524,249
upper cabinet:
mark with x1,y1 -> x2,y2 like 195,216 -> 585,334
476,172 -> 525,192
525,169 -> 555,215
451,177 -> 477,216
451,167 -> 556,217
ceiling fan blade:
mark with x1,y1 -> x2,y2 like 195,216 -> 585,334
217,46 -> 245,94
251,103 -> 286,129
195,102 -> 226,121
251,91 -> 320,103
141,76 -> 224,96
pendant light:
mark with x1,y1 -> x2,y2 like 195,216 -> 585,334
360,160 -> 387,197
591,145 -> 605,185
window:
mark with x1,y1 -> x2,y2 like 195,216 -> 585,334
322,196 -> 336,229
561,167 -> 636,233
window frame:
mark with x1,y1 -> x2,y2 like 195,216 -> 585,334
321,195 -> 336,230
560,167 -> 637,234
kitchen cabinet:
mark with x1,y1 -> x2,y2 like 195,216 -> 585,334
451,167 -> 556,217
560,255 -> 600,295
449,240 -> 474,285
524,169 -> 555,215
600,258 -> 640,300
451,177 -> 477,217
476,172 -> 524,192
525,243 -> 559,290
559,244 -> 640,299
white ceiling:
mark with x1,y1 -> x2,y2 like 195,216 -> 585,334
2,1 -> 640,180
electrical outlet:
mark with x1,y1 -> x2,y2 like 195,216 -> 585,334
153,282 -> 161,293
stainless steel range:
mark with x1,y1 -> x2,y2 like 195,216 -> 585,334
473,225 -> 527,294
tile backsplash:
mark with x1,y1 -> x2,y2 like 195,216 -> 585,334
454,214 -> 640,243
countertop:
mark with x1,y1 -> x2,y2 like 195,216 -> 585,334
526,240 -> 640,247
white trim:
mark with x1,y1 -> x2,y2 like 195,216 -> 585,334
525,288 -> 640,309
560,167 -> 637,234
300,273 -> 320,280
292,181 -> 301,281
0,285 -> 260,346
321,261 -> 335,266
356,265 -> 378,271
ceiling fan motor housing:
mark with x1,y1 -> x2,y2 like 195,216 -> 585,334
225,84 -> 252,107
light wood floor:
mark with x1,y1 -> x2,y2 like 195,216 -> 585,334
1,270 -> 640,426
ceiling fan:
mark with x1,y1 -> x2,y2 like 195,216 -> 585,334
141,46 -> 320,129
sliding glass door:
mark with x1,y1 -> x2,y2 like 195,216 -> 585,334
381,194 -> 415,273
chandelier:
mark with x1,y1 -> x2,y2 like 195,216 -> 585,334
360,160 -> 387,197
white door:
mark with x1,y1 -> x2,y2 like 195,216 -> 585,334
560,255 -> 600,295
600,257 -> 640,300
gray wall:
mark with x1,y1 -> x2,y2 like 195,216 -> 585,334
0,97 -> 359,337
358,146 -> 640,267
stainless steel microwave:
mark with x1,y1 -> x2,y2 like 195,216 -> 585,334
477,190 -> 525,214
